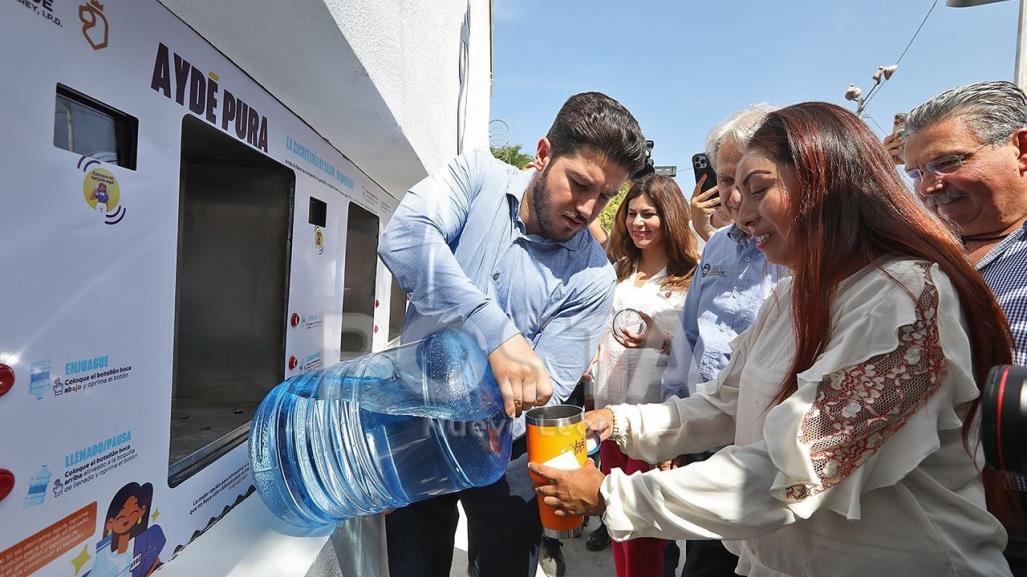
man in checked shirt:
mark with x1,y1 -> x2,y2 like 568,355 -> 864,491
903,80 -> 1027,576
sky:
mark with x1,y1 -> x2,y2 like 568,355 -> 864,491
489,0 -> 1019,182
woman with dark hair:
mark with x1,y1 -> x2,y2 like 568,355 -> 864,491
532,102 -> 1015,576
87,482 -> 165,577
586,175 -> 699,575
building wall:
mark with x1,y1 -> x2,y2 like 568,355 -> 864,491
326,0 -> 493,173
160,0 -> 493,198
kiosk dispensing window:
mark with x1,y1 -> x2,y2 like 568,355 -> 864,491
169,115 -> 295,485
53,83 -> 138,170
341,203 -> 379,360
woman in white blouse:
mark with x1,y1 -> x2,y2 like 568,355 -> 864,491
590,174 -> 699,576
531,102 -> 1017,577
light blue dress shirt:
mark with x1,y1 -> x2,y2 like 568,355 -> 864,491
662,224 -> 785,399
379,150 -> 616,437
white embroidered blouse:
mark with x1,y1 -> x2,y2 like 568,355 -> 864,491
601,259 -> 1011,577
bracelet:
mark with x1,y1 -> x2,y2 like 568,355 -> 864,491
610,407 -> 629,447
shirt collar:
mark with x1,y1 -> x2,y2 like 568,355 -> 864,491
725,224 -> 750,245
506,169 -> 584,251
976,219 -> 1027,270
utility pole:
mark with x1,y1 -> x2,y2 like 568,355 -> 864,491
948,0 -> 1027,91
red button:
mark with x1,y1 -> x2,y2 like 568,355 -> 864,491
0,364 -> 13,397
290,313 -> 300,327
0,469 -> 14,502
288,356 -> 298,370
374,299 -> 380,308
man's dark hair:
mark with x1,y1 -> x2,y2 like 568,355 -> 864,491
546,92 -> 648,175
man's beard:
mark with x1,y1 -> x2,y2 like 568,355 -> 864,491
532,166 -> 583,242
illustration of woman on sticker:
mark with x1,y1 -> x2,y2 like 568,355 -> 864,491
85,482 -> 165,577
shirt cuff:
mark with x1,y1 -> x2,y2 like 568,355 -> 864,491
465,301 -> 521,354
600,468 -> 644,541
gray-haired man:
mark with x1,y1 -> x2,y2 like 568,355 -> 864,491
903,80 -> 1027,576
903,80 -> 1027,365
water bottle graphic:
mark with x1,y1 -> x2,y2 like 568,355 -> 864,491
250,328 -> 512,529
29,361 -> 50,400
24,465 -> 52,506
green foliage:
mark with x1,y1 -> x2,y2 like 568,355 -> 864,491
490,144 -> 534,169
597,182 -> 631,232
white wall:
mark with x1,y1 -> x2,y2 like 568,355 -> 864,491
325,0 -> 492,173
160,0 -> 494,199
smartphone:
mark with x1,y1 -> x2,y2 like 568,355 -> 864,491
893,112 -> 908,136
692,153 -> 718,198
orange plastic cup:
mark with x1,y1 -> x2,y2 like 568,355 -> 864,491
526,405 -> 587,538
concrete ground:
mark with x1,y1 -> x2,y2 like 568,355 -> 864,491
449,505 -> 637,577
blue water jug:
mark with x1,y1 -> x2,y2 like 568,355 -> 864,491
250,328 -> 512,529
24,465 -> 51,506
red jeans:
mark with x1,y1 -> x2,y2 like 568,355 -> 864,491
600,440 -> 665,577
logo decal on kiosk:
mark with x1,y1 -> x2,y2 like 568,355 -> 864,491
80,157 -> 125,225
79,0 -> 109,50
314,227 -> 325,255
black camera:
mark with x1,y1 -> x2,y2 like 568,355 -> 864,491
633,139 -> 656,179
982,365 -> 1027,475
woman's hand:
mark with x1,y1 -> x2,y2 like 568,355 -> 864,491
584,408 -> 614,441
690,174 -> 720,242
529,460 -> 607,517
612,310 -> 669,353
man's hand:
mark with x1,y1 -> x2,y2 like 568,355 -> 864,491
690,174 -> 720,242
883,132 -> 905,166
488,334 -> 553,417
529,460 -> 607,517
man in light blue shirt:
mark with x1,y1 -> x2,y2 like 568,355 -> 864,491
662,224 -> 783,398
659,105 -> 784,577
379,92 -> 648,577
663,105 -> 784,401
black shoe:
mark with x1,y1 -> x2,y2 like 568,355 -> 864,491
540,536 -> 566,577
585,523 -> 610,552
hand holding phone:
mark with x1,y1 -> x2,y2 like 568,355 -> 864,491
690,152 -> 722,241
892,112 -> 908,136
885,113 -> 908,165
692,153 -> 718,197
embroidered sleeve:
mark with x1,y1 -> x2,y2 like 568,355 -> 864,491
784,265 -> 947,502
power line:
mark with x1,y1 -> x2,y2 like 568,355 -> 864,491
896,0 -> 940,65
864,113 -> 887,133
862,0 -> 939,113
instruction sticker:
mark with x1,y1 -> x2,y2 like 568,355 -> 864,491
0,502 -> 97,577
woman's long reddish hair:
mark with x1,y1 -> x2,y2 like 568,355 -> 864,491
748,102 -> 1016,525
608,175 -> 700,291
